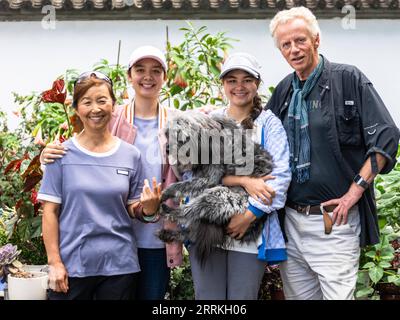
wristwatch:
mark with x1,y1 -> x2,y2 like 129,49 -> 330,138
353,174 -> 369,189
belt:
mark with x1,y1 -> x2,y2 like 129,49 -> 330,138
287,201 -> 337,215
286,201 -> 337,235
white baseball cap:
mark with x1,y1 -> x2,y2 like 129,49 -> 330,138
128,45 -> 167,72
219,52 -> 261,79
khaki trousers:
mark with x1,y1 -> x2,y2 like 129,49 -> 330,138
279,206 -> 361,300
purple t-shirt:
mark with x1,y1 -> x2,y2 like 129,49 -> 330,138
131,117 -> 164,248
38,137 -> 144,277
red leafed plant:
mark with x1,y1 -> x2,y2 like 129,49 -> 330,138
0,77 -> 75,263
41,79 -> 67,105
1,61 -> 126,264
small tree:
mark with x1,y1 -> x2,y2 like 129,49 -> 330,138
161,22 -> 237,110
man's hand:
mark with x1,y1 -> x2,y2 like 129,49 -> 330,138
241,175 -> 276,205
48,261 -> 69,293
141,177 -> 162,216
40,142 -> 67,164
322,184 -> 364,226
226,210 -> 257,240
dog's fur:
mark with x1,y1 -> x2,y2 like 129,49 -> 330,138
158,111 -> 274,266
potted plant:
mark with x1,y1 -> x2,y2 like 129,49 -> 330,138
167,248 -> 195,300
356,146 -> 400,300
0,243 -> 48,300
356,225 -> 400,300
258,265 -> 285,300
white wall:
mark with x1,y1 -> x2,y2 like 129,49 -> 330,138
1,18 -> 399,130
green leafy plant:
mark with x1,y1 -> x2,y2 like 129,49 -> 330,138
1,26 -> 241,293
374,149 -> 400,228
258,265 -> 284,300
356,145 -> 400,299
0,60 -> 128,264
161,22 -> 237,110
356,226 -> 400,299
166,248 -> 194,300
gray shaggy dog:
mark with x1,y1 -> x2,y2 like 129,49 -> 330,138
158,111 -> 274,266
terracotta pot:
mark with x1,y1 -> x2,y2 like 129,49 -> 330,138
376,283 -> 400,300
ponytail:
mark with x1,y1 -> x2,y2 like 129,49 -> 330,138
240,93 -> 263,129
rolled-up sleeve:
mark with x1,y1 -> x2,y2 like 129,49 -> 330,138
359,78 -> 400,174
247,113 -> 292,217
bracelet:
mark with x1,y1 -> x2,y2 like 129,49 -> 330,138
142,213 -> 158,222
142,207 -> 160,222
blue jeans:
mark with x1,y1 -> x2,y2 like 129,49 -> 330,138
135,248 -> 170,300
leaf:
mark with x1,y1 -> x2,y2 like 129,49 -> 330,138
16,218 -> 31,242
388,276 -> 400,286
362,262 -> 376,269
4,159 -> 24,175
173,99 -> 180,109
380,254 -> 395,261
12,260 -> 23,269
169,85 -> 184,96
365,251 -> 377,258
378,261 -> 392,268
269,86 -> 275,94
21,154 -> 42,179
378,218 -> 387,229
23,171 -> 43,192
369,266 -> 384,284
355,287 -> 374,298
30,216 -> 43,239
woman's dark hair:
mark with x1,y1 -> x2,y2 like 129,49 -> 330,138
72,77 -> 116,109
241,93 -> 263,129
221,71 -> 263,129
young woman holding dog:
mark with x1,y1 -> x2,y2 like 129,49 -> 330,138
188,52 -> 292,300
40,46 -> 182,300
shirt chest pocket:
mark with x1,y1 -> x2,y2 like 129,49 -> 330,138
336,104 -> 362,146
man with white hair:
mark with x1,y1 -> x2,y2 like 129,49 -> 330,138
267,6 -> 399,299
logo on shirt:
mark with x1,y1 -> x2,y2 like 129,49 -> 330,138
116,169 -> 129,176
308,100 -> 321,111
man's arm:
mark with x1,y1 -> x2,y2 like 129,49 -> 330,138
322,153 -> 387,225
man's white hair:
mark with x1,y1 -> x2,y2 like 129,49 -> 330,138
269,6 -> 321,47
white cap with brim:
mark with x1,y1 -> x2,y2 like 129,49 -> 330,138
219,52 -> 261,79
128,45 -> 168,72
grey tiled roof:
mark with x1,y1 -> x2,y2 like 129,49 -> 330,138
0,0 -> 399,19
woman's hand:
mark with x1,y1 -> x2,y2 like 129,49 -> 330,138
48,261 -> 69,293
141,177 -> 162,216
226,210 -> 257,240
40,142 -> 67,164
241,175 -> 276,205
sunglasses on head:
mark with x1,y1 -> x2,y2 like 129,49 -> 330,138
74,71 -> 113,87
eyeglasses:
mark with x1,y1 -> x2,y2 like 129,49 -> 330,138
74,71 -> 113,87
